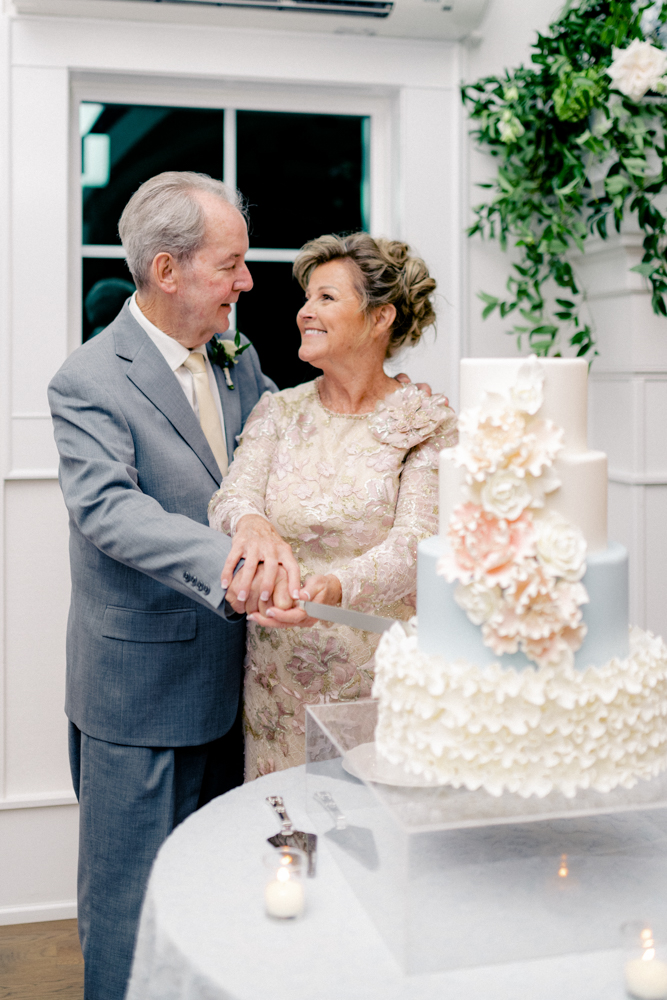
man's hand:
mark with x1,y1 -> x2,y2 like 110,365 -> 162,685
394,372 -> 442,401
222,514 -> 301,614
248,573 -> 342,629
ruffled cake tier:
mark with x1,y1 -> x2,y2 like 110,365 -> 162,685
373,623 -> 667,799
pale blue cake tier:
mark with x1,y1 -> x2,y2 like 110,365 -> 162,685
417,536 -> 629,671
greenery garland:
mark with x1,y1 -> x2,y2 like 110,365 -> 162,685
462,0 -> 667,358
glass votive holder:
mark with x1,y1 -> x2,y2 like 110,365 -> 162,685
263,846 -> 306,920
622,921 -> 667,999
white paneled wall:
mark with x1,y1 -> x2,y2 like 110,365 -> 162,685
4,481 -> 72,798
0,11 -> 461,922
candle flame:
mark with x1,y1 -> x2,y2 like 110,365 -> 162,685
641,929 -> 653,941
557,854 -> 568,878
280,855 -> 292,866
643,949 -> 656,961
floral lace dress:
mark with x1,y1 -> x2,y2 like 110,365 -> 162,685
208,378 -> 457,780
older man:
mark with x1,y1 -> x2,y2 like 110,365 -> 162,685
48,171 -> 300,1000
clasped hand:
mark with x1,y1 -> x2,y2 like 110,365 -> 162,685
221,514 -> 341,627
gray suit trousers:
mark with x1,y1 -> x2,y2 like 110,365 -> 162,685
69,716 -> 243,1000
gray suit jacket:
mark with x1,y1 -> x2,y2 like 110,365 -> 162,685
48,302 -> 276,747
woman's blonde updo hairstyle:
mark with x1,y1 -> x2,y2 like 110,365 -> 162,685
293,232 -> 436,358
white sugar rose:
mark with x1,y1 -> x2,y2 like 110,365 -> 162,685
607,38 -> 667,102
510,356 -> 545,415
454,581 -> 502,626
535,512 -> 587,582
478,468 -> 533,520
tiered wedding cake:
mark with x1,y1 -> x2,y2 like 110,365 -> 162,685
373,357 -> 667,798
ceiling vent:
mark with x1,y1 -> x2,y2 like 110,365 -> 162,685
12,0 -> 491,41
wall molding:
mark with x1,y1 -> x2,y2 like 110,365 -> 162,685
609,471 -> 667,486
4,469 -> 59,480
0,791 -> 77,811
0,900 -> 77,926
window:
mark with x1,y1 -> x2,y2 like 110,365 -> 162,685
80,101 -> 370,389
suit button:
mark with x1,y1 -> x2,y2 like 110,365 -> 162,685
204,585 -> 210,595
191,576 -> 198,586
183,571 -> 191,582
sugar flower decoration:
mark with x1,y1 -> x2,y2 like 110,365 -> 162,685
438,357 -> 588,669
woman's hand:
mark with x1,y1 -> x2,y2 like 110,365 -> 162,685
222,514 -> 302,614
301,574 -> 342,609
248,573 -> 342,629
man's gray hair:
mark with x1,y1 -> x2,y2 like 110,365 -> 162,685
118,172 -> 245,290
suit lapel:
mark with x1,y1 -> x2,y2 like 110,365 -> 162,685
208,347 -> 243,464
113,309 -> 223,484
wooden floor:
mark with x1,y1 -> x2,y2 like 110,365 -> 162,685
0,919 -> 83,999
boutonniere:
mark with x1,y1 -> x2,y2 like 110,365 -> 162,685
208,332 -> 250,389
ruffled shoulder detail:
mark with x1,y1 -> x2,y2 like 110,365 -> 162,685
369,384 -> 456,449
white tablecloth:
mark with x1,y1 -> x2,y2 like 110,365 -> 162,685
126,765 -> 629,1000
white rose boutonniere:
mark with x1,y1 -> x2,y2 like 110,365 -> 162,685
208,331 -> 251,389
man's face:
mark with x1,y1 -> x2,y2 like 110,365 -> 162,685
169,194 -> 253,348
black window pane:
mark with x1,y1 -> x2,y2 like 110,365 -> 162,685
237,111 -> 366,249
82,105 -> 224,246
82,258 -> 135,342
236,262 -> 317,390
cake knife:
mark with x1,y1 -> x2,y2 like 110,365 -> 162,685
266,795 -> 318,877
313,791 -> 379,872
297,601 -> 414,635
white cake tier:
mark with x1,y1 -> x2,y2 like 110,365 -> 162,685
373,623 -> 667,798
460,357 -> 589,452
439,448 -> 608,553
443,358 -> 608,552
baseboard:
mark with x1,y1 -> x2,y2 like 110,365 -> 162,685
0,900 -> 77,926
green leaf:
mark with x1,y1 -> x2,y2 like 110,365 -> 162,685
622,158 -> 648,176
605,175 -> 630,195
630,262 -> 660,277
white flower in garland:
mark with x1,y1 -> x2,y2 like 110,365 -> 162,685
607,38 -> 667,102
498,108 -> 525,144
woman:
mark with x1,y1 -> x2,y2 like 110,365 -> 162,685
208,233 -> 457,780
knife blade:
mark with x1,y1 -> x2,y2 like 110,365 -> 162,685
297,600 -> 401,635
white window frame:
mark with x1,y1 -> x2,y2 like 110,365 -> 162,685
70,73 -> 396,350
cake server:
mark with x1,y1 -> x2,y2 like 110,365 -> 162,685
266,795 -> 317,877
297,601 -> 414,636
313,791 -> 379,872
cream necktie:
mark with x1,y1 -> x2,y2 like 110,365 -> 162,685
182,352 -> 228,478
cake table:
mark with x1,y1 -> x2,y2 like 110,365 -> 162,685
126,763 -> 633,1000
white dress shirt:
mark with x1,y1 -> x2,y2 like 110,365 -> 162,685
129,293 -> 227,445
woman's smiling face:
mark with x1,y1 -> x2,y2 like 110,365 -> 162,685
296,259 -> 369,369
